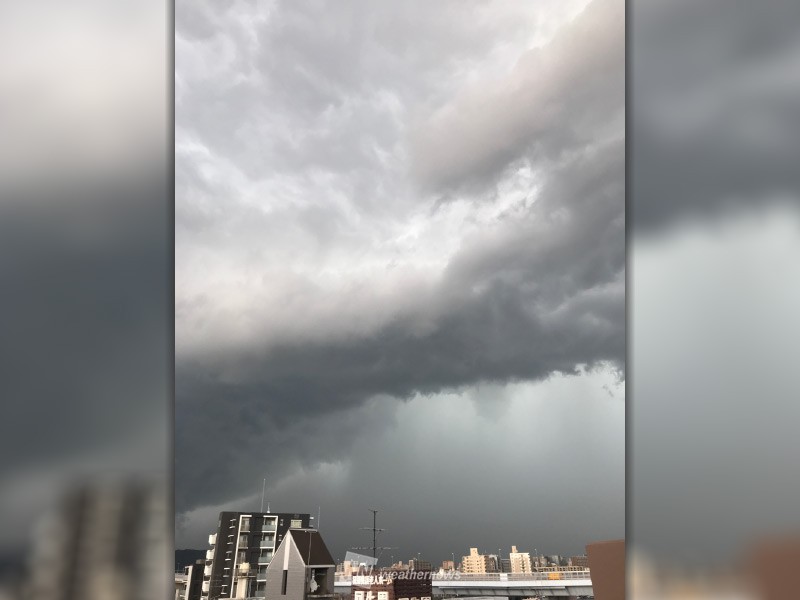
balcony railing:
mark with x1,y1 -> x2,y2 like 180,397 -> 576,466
260,540 -> 274,549
261,524 -> 276,533
206,550 -> 215,560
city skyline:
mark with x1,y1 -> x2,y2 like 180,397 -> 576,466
176,0 -> 625,563
181,506 -> 595,567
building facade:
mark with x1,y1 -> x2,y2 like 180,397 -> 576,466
263,529 -> 335,600
568,555 -> 589,568
182,560 -> 205,600
406,559 -> 431,572
201,511 -> 311,599
352,567 -> 432,600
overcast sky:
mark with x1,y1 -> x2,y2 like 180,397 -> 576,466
630,0 -> 800,567
176,0 -> 625,562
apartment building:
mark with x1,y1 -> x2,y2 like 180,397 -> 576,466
182,560 -> 205,600
508,546 -> 532,574
201,511 -> 310,599
460,548 -> 497,574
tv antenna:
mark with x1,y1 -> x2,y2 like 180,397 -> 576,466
352,508 -> 394,560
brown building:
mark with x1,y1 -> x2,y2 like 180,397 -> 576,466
586,540 -> 625,600
352,568 -> 432,600
440,560 -> 455,572
568,555 -> 589,568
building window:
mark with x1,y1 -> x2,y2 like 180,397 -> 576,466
281,570 -> 288,595
378,592 -> 388,600
290,519 -> 303,528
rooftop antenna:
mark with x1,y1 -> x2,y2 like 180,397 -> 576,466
317,506 -> 321,531
352,508 -> 394,563
260,478 -> 266,512
362,509 -> 383,559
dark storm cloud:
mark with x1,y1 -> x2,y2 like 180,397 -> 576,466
632,0 -> 800,230
0,175 -> 171,555
180,376 -> 625,561
177,0 -> 624,554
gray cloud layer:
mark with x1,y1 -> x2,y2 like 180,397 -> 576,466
632,0 -> 800,230
0,0 -> 169,559
177,0 -> 624,559
631,0 -> 800,567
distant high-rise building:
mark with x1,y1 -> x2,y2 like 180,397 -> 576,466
440,560 -> 455,572
546,555 -> 562,566
508,546 -> 532,574
407,559 -> 432,572
201,511 -> 310,600
460,549 -> 497,574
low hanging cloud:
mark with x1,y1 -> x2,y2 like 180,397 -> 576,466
176,0 -> 625,553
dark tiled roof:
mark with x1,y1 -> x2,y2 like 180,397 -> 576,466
291,529 -> 335,566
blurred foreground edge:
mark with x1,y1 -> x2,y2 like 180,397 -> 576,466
748,535 -> 800,600
21,479 -> 169,600
586,539 -> 624,600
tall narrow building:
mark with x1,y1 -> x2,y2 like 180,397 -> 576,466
201,511 -> 311,600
